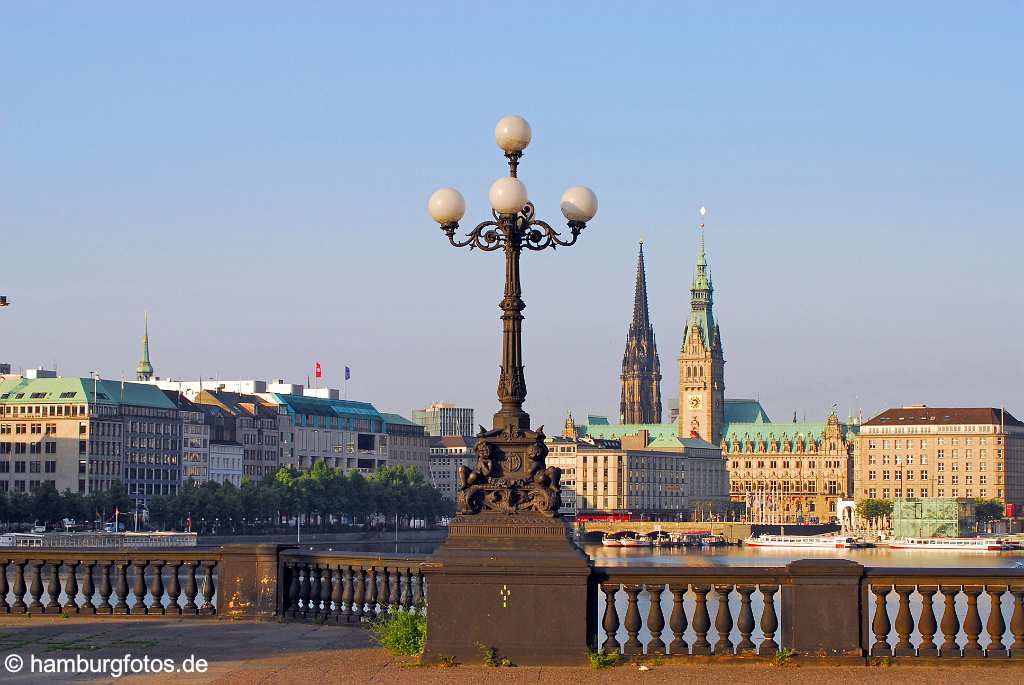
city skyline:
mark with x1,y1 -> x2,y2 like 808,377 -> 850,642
2,4 -> 1022,430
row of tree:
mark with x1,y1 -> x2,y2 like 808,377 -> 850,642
855,497 -> 1005,526
146,464 -> 454,533
1,464 -> 454,533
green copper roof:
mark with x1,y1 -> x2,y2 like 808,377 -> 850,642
685,224 -> 719,350
381,412 -> 418,427
0,377 -> 176,408
264,393 -> 381,420
724,399 -> 771,424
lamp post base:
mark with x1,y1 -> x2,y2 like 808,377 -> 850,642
421,514 -> 595,666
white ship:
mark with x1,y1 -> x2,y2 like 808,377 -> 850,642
744,533 -> 865,549
888,537 -> 1013,551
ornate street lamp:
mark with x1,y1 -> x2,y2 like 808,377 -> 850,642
428,115 -> 597,518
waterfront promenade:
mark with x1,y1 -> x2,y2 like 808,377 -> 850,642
1,617 -> 1022,685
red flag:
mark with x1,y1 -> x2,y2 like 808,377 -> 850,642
315,362 -> 322,379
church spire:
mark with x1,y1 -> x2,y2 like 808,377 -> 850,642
632,240 -> 651,331
620,241 -> 663,424
136,312 -> 154,381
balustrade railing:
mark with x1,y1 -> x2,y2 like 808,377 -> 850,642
0,549 -> 220,615
279,550 -> 427,623
592,566 -> 789,657
864,568 -> 1024,659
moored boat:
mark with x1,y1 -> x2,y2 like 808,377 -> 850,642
619,536 -> 653,548
888,537 -> 1012,551
601,535 -> 623,547
744,533 -> 863,549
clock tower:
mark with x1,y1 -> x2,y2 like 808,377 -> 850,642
678,213 -> 724,443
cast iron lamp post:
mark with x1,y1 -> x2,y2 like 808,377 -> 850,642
428,116 -> 597,517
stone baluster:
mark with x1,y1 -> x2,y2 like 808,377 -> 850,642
378,568 -> 391,614
870,584 -> 892,657
893,585 -> 916,656
352,567 -> 366,621
329,567 -> 343,620
0,559 -> 9,613
962,586 -> 983,657
600,584 -> 620,655
401,569 -> 413,611
307,563 -> 321,617
297,563 -> 311,618
364,568 -> 378,620
622,585 -> 643,655
341,566 -> 354,622
388,568 -> 399,614
199,562 -> 215,614
1010,587 -> 1024,659
28,560 -> 44,612
165,562 -> 181,615
182,561 -> 199,615
45,560 -> 62,612
668,585 -> 688,656
735,585 -> 756,654
714,584 -> 735,655
321,566 -> 333,618
917,586 -> 938,657
97,561 -> 113,614
986,585 -> 1008,658
131,560 -> 148,614
413,570 -> 425,607
63,561 -> 79,614
80,561 -> 96,614
757,585 -> 780,657
938,586 -> 961,657
284,562 -> 299,617
645,584 -> 666,655
11,560 -> 27,613
112,562 -> 130,614
690,585 -> 712,656
149,561 -> 166,614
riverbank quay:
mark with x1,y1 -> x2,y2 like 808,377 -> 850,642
0,617 -> 1022,685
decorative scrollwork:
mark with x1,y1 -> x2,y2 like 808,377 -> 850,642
440,220 -> 504,251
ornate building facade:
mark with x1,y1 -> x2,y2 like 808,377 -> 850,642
678,224 -> 725,443
619,243 -> 663,424
723,409 -> 856,522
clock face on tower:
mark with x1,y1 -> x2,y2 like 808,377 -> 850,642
688,394 -> 703,410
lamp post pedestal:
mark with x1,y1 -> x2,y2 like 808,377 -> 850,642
422,514 -> 595,666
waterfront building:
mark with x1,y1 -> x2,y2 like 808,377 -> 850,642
163,392 -> 211,483
412,402 -> 475,437
194,391 -> 281,479
855,406 -> 1024,510
0,376 -> 181,502
547,430 -> 727,516
260,393 -> 388,473
428,435 -> 476,500
209,441 -> 244,486
382,413 -> 431,476
722,409 -> 856,522
545,435 -> 578,515
619,242 -> 663,424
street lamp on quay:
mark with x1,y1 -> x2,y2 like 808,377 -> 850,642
427,115 -> 597,517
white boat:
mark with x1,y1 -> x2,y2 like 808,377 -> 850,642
619,536 -> 653,548
701,534 -> 726,547
601,535 -> 623,547
889,537 -> 1011,551
744,534 -> 863,549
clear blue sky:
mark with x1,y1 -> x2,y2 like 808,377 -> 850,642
2,3 -> 1022,429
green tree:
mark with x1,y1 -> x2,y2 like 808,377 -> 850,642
974,498 -> 1004,523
